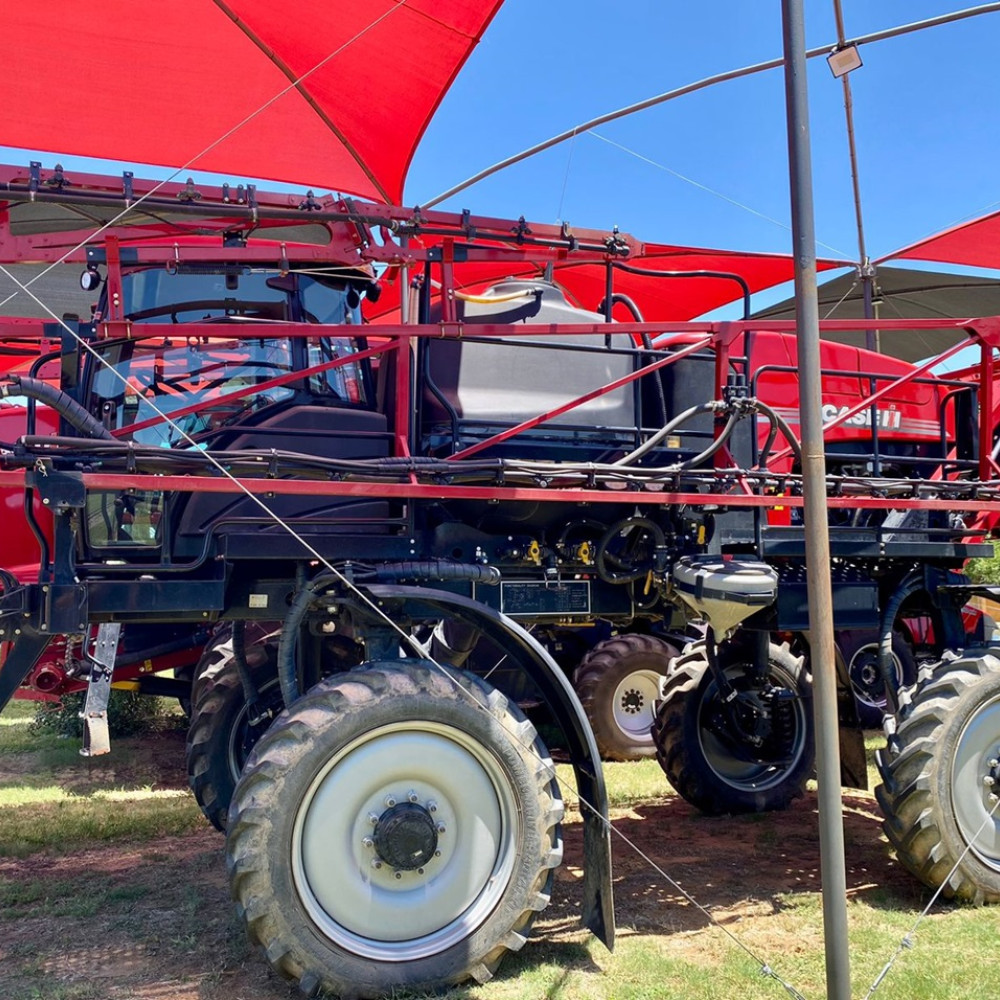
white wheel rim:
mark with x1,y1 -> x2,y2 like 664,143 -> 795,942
225,679 -> 280,782
611,669 -> 662,743
952,691 -> 1000,872
225,701 -> 252,781
848,642 -> 903,710
292,721 -> 519,961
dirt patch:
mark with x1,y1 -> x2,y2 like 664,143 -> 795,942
0,739 -> 927,1000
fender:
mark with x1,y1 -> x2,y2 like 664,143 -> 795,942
360,584 -> 616,952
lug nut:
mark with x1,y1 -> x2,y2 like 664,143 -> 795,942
407,790 -> 419,803
984,776 -> 995,788
368,812 -> 379,826
394,871 -> 402,880
436,822 -> 446,834
362,836 -> 374,849
427,800 -> 438,813
371,859 -> 382,870
385,795 -> 396,808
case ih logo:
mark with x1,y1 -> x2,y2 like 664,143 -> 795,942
822,403 -> 902,430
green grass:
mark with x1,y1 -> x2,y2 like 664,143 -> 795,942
556,758 -> 672,813
0,874 -> 151,919
0,793 -> 202,857
0,698 -> 202,854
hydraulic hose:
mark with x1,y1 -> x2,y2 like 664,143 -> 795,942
276,562 -> 503,706
0,376 -> 112,440
595,516 -> 665,584
667,409 -> 742,472
612,401 -> 718,467
753,399 -> 803,467
369,561 -> 501,585
878,571 -> 923,724
595,293 -> 644,322
230,619 -> 263,713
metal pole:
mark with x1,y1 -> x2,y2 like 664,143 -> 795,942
833,0 -> 868,270
780,4 -> 852,1000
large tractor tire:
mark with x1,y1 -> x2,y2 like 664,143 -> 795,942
876,651 -> 1000,903
186,628 -> 283,831
573,633 -> 678,761
838,629 -> 917,728
226,661 -> 564,998
652,640 -> 814,814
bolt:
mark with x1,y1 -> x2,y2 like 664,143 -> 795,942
407,790 -> 419,803
436,822 -> 446,834
394,871 -> 402,880
368,812 -> 379,826
385,795 -> 396,808
417,867 -> 425,875
984,776 -> 995,788
362,836 -> 374,849
990,759 -> 999,769
427,800 -> 438,813
371,859 -> 382,870
434,850 -> 442,858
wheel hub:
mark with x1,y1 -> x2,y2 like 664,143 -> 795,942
986,752 -> 1000,802
373,802 -> 439,870
620,689 -> 644,715
856,657 -> 879,690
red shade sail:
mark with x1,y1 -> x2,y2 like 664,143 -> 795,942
881,210 -> 1000,271
0,1 -> 502,205
367,242 -> 846,323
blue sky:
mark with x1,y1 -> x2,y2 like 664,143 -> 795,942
405,0 -> 1000,265
3,1 -> 999,315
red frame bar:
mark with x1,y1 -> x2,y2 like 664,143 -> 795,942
0,468 -> 992,515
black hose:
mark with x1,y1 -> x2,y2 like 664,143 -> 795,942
370,561 -> 501,585
231,619 -> 261,710
612,401 -> 718,466
753,399 -> 803,466
595,516 -> 665,584
0,376 -> 112,440
277,577 -> 323,706
276,561 -> 502,705
596,292 -> 644,322
668,409 -> 741,472
878,571 -> 922,720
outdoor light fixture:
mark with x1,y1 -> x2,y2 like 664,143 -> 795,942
827,43 -> 862,78
79,266 -> 102,291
